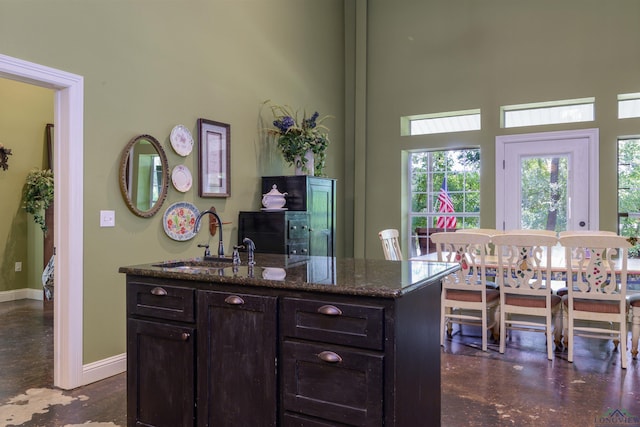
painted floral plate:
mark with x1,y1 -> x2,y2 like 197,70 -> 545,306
162,202 -> 200,241
170,124 -> 194,156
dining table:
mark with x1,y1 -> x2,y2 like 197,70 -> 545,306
412,245 -> 640,292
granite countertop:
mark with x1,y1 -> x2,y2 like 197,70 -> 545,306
119,253 -> 458,298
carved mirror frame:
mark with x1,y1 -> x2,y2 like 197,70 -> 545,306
119,134 -> 169,218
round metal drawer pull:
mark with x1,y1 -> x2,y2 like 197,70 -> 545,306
224,295 -> 245,305
181,332 -> 190,341
317,305 -> 342,316
150,287 -> 167,296
318,351 -> 342,363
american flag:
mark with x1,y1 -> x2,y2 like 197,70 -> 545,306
437,178 -> 457,229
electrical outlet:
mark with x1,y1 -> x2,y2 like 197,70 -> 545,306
15,262 -> 22,272
100,210 -> 115,227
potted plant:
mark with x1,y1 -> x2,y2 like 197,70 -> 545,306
266,102 -> 332,176
24,168 -> 54,234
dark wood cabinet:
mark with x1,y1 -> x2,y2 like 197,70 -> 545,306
251,176 -> 336,257
197,291 -> 278,427
238,211 -> 310,260
126,280 -> 196,427
124,257 -> 444,427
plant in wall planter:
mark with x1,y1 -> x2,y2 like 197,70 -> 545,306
265,101 -> 332,176
24,168 -> 54,234
0,143 -> 12,171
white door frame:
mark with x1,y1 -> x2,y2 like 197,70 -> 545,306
0,54 -> 84,389
496,128 -> 599,231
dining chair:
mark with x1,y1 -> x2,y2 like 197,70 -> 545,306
630,295 -> 640,359
492,232 -> 561,360
558,234 -> 631,368
378,229 -> 403,261
505,229 -> 557,236
430,231 -> 499,351
558,230 -> 617,237
455,228 -> 503,255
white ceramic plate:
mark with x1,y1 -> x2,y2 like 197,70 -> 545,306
162,202 -> 200,241
170,125 -> 194,156
171,165 -> 192,192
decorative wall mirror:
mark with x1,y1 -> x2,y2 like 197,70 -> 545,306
119,134 -> 169,218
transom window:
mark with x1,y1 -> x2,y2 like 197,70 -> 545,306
409,149 -> 480,256
501,98 -> 595,128
401,109 -> 481,136
618,93 -> 640,119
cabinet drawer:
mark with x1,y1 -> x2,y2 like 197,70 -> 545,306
281,298 -> 384,350
287,218 -> 309,239
127,281 -> 195,322
287,242 -> 309,257
282,340 -> 383,426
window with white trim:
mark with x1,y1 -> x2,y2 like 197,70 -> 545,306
401,109 -> 481,136
501,98 -> 594,128
409,149 -> 480,256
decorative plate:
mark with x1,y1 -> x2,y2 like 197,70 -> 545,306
162,202 -> 200,241
171,165 -> 192,192
169,125 -> 194,156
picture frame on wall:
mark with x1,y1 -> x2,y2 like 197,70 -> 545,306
197,118 -> 230,197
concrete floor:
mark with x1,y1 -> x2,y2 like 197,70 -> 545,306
1,299 -> 639,426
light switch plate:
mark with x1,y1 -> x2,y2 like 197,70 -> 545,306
100,210 -> 115,227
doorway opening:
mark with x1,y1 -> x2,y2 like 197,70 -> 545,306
0,53 -> 84,389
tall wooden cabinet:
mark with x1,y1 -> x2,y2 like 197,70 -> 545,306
239,176 -> 336,258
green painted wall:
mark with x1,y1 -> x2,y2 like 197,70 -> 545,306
1,0 -> 346,363
6,0 -> 637,369
0,79 -> 53,293
361,0 -> 640,258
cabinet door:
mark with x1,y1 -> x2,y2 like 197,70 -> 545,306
308,178 -> 335,257
127,319 -> 195,427
197,291 -> 278,427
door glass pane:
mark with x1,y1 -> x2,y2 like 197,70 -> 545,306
520,156 -> 568,232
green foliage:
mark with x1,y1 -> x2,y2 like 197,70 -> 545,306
24,168 -> 54,234
265,101 -> 332,176
520,157 -> 567,231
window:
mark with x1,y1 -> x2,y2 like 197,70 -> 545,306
401,109 -> 481,136
618,93 -> 640,119
617,138 -> 640,256
501,98 -> 595,128
409,149 -> 480,256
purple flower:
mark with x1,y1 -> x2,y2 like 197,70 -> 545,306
273,116 -> 295,133
303,112 -> 319,129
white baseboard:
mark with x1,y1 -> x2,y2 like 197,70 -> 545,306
82,353 -> 126,385
0,288 -> 44,302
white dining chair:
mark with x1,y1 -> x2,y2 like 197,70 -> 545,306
558,234 -> 631,368
378,229 -> 403,261
492,232 -> 561,360
430,231 -> 499,352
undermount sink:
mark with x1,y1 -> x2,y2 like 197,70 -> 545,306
152,259 -> 233,269
152,260 -> 287,281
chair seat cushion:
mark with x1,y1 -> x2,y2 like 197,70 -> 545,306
446,288 -> 500,303
562,296 -> 623,313
505,293 -> 561,308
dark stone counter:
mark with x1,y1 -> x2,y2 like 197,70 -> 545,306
119,253 -> 457,298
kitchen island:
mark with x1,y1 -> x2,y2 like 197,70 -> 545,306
120,254 -> 457,427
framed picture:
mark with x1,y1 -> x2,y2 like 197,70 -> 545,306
197,118 -> 230,197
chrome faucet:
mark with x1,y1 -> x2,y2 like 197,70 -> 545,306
194,210 -> 225,258
242,237 -> 256,265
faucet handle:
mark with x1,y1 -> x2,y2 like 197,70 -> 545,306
197,243 -> 210,257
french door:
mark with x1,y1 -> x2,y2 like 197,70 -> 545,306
496,129 -> 599,232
